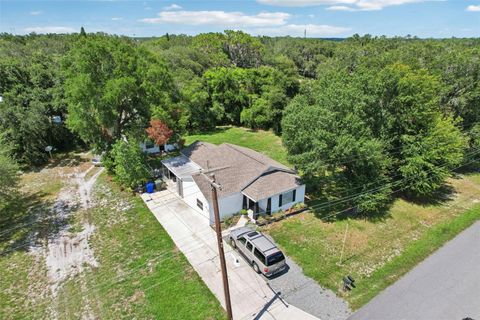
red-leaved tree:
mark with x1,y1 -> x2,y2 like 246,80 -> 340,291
146,119 -> 173,146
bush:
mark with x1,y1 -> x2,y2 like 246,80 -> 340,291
293,202 -> 307,210
271,210 -> 286,220
109,139 -> 149,189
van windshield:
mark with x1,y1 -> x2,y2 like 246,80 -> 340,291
266,252 -> 285,266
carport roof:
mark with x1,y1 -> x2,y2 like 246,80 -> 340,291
161,155 -> 201,178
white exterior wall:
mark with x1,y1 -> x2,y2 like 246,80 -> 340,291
257,185 -> 306,213
140,142 -> 176,154
181,178 -> 211,222
209,192 -> 244,222
165,144 -> 176,152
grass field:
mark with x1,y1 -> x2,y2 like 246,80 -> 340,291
263,174 -> 480,310
0,157 -> 225,319
185,126 -> 290,166
189,126 -> 480,310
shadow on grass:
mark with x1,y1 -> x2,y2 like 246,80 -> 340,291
455,161 -> 480,175
0,190 -> 78,256
399,183 -> 457,207
25,153 -> 90,174
310,202 -> 394,224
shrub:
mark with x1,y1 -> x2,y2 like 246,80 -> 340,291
109,139 -> 149,189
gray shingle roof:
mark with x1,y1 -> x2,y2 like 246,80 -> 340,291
242,170 -> 302,201
181,141 -> 301,202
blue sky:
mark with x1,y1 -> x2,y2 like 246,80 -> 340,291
1,0 -> 479,38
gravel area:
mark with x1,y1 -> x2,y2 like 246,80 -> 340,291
226,230 -> 352,320
267,256 -> 351,320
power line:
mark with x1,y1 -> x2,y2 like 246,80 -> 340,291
15,237 -> 218,312
277,192 -> 480,303
306,148 -> 480,214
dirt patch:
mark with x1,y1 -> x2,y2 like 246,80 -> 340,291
45,224 -> 99,294
29,162 -> 104,298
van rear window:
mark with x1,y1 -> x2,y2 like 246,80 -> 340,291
267,252 -> 285,266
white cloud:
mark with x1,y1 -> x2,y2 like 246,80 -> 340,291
30,11 -> 42,15
141,10 -> 291,27
111,17 -> 123,20
258,0 -> 435,11
24,26 -> 76,34
163,4 -> 182,10
466,5 -> 480,12
252,23 -> 351,37
257,0 -> 355,6
326,5 -> 356,11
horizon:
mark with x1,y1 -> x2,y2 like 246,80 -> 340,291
1,0 -> 479,38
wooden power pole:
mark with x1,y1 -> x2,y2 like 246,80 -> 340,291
208,174 -> 233,320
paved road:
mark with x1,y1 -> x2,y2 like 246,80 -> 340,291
267,255 -> 351,320
349,221 -> 480,320
142,189 -> 319,320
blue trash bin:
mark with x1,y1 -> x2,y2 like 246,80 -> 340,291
146,182 -> 155,194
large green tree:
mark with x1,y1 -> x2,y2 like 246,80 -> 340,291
64,35 -> 177,151
283,63 -> 467,214
0,135 -> 19,210
0,34 -> 75,165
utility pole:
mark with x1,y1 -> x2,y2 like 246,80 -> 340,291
208,174 -> 233,320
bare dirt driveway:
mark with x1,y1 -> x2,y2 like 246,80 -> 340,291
348,220 -> 480,320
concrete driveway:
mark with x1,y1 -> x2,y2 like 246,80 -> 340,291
141,189 -> 319,320
349,221 -> 480,320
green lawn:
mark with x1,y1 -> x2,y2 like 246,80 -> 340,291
263,173 -> 480,310
187,126 -> 480,310
0,162 -> 225,319
185,126 -> 290,166
55,174 -> 225,319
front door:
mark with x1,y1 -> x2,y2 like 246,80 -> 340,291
247,198 -> 259,213
266,197 -> 271,214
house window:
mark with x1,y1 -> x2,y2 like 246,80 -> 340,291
280,189 -> 296,207
196,199 -> 203,210
145,140 -> 155,149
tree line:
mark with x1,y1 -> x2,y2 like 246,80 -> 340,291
0,31 -> 479,213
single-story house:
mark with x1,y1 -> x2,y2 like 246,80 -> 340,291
140,140 -> 176,154
161,141 -> 305,224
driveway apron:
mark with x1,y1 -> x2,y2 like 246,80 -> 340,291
142,189 -> 320,320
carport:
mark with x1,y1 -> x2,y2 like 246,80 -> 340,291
161,155 -> 202,197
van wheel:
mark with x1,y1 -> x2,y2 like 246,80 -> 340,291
252,262 -> 260,274
230,239 -> 236,248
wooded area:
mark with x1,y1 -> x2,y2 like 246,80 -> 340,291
0,31 -> 479,214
